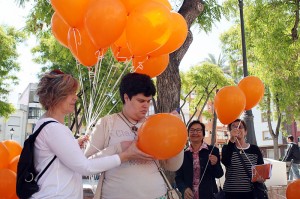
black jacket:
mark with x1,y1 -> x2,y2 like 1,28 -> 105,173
175,145 -> 224,199
283,143 -> 300,164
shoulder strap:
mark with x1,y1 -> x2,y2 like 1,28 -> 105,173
154,161 -> 173,190
31,120 -> 57,139
234,146 -> 252,179
32,120 -> 58,182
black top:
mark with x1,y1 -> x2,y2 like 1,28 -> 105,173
175,145 -> 224,198
282,142 -> 300,164
221,141 -> 264,193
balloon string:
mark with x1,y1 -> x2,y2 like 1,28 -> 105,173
132,55 -> 149,72
198,143 -> 216,188
70,28 -> 81,56
95,48 -> 105,60
234,120 -> 264,181
115,47 -> 132,62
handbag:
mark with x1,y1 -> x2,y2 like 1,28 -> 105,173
234,147 -> 269,199
155,161 -> 182,199
213,179 -> 225,199
252,182 -> 269,199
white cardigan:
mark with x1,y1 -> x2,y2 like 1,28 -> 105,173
31,117 -> 121,199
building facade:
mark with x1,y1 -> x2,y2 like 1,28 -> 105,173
0,83 -> 44,146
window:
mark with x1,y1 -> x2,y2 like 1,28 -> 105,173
266,149 -> 274,159
262,131 -> 273,140
261,112 -> 268,122
28,107 -> 44,119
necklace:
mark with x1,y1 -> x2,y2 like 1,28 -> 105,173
118,112 -> 139,133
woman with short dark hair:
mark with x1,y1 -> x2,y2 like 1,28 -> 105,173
175,120 -> 223,199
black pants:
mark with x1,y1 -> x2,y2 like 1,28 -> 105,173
225,191 -> 254,199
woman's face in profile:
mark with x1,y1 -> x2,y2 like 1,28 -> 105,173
189,123 -> 204,143
56,92 -> 78,115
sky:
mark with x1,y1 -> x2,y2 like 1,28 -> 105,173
1,0 -> 231,105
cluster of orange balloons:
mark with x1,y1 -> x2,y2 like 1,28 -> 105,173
50,0 -> 188,78
214,76 -> 265,125
137,113 -> 187,160
0,140 -> 22,199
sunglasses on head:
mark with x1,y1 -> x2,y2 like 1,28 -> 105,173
50,69 -> 64,75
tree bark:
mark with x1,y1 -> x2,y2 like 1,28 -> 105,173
157,0 -> 204,113
156,0 -> 204,186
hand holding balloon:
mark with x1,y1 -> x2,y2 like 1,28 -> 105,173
119,141 -> 153,163
229,128 -> 240,143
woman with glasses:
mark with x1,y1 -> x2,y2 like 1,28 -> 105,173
221,119 -> 264,199
30,70 -> 152,198
175,120 -> 223,199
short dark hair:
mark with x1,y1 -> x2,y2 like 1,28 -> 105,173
187,120 -> 206,137
288,135 -> 294,142
119,73 -> 156,104
228,119 -> 247,131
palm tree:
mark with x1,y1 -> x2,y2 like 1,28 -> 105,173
202,53 -> 231,76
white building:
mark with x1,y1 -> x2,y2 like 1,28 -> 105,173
0,83 -> 44,146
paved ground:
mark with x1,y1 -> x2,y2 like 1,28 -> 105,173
83,184 -> 288,199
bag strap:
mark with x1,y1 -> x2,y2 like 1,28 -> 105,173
154,161 -> 173,190
234,146 -> 252,179
32,120 -> 58,182
36,156 -> 56,182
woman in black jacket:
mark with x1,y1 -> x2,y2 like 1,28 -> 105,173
175,120 -> 224,199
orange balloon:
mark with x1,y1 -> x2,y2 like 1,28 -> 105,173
3,140 -> 22,162
150,11 -> 187,56
238,76 -> 265,110
0,142 -> 10,169
214,86 -> 246,125
133,54 -> 169,78
68,28 -> 103,67
111,44 -> 132,62
8,155 -> 19,173
50,0 -> 91,27
137,113 -> 187,160
126,1 -> 172,56
155,0 -> 172,10
121,0 -> 172,14
114,30 -> 128,49
0,169 -> 16,199
9,194 -> 19,199
85,0 -> 127,49
286,179 -> 300,199
51,12 -> 71,48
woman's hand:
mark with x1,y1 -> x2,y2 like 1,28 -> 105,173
170,109 -> 182,119
77,135 -> 89,149
209,154 -> 218,165
256,176 -> 266,183
184,187 -> 194,199
119,141 -> 153,163
229,128 -> 240,143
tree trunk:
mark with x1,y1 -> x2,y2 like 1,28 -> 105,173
157,0 -> 204,113
156,0 -> 204,186
273,136 -> 279,160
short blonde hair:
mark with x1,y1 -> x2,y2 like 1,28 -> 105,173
36,70 -> 79,111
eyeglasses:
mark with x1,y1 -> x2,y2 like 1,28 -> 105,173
189,128 -> 203,134
231,125 -> 244,130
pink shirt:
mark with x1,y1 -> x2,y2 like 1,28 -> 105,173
188,142 -> 208,199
